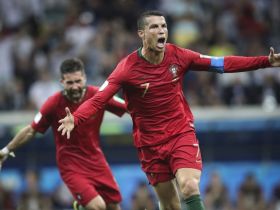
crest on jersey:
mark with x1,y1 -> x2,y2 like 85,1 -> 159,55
169,64 -> 179,78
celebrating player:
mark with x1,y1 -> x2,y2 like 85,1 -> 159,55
0,58 -> 126,210
58,11 -> 280,210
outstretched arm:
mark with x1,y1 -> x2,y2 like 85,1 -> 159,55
190,47 -> 280,73
0,125 -> 36,170
105,95 -> 127,117
223,47 -> 280,72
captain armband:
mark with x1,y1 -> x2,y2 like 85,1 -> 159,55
200,55 -> 224,73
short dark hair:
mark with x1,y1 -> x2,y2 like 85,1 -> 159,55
137,10 -> 165,30
60,58 -> 85,77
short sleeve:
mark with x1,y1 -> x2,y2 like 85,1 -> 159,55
31,96 -> 56,133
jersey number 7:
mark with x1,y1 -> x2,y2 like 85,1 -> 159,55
140,83 -> 150,97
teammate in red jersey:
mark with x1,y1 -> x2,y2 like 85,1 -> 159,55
57,11 -> 280,210
0,58 -> 126,210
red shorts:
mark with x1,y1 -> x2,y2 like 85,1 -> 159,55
61,165 -> 122,206
137,131 -> 202,185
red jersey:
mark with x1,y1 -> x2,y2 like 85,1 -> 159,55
73,44 -> 271,148
31,86 -> 126,173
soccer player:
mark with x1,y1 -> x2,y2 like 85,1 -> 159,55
57,11 -> 280,210
0,58 -> 126,210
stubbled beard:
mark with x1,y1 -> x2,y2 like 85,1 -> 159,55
64,87 -> 86,102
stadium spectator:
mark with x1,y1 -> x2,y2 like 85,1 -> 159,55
17,169 -> 53,210
52,181 -> 73,209
204,171 -> 232,210
0,179 -> 15,210
0,28 -> 15,84
130,181 -> 157,210
236,173 -> 266,210
270,181 -> 280,210
28,70 -> 60,109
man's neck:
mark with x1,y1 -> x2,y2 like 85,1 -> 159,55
141,47 -> 164,65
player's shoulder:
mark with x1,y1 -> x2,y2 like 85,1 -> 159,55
167,43 -> 199,58
40,91 -> 62,110
119,49 -> 139,67
110,50 -> 139,77
46,91 -> 62,103
86,85 -> 99,94
166,43 -> 186,53
166,43 -> 180,50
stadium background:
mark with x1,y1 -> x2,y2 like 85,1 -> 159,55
0,0 -> 280,209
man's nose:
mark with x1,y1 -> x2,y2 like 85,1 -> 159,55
159,27 -> 165,33
72,83 -> 80,89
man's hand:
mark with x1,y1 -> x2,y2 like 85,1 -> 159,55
269,47 -> 280,67
0,148 -> 15,171
58,107 -> 74,139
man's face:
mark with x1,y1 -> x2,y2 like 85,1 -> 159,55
60,71 -> 86,102
139,16 -> 168,52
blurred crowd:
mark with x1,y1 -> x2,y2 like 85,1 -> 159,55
1,169 -> 280,210
0,0 -> 280,111
203,172 -> 280,210
0,169 -> 74,210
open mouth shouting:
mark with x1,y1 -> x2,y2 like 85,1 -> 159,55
156,37 -> 166,49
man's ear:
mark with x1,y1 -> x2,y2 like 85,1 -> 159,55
60,78 -> 64,85
138,30 -> 144,39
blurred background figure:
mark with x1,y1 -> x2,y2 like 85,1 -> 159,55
236,173 -> 266,210
52,182 -> 73,209
204,171 -> 232,210
28,70 -> 60,109
130,181 -> 157,210
270,181 -> 280,210
17,169 -> 53,210
0,180 -> 14,210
